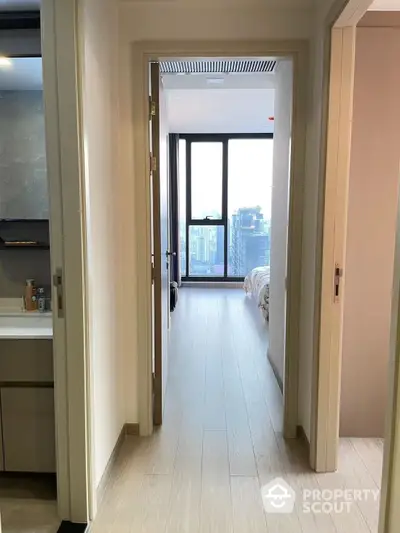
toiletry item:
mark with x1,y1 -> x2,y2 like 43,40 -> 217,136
25,279 -> 38,312
37,287 -> 46,313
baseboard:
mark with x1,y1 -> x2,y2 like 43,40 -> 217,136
125,423 -> 140,435
181,282 -> 243,289
96,425 -> 126,507
267,348 -> 283,393
95,423 -> 140,507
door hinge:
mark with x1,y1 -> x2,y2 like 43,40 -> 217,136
52,267 -> 64,318
150,154 -> 157,172
149,97 -> 156,120
151,264 -> 155,283
334,263 -> 343,302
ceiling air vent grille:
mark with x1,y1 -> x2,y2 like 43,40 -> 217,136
160,59 -> 277,74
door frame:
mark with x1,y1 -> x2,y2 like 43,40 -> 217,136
41,0 -> 92,523
311,0 -> 400,531
310,23 -> 357,474
131,40 -> 308,439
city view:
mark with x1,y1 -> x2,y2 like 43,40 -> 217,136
179,138 -> 273,279
180,207 -> 271,278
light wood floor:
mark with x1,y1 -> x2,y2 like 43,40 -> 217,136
91,288 -> 383,533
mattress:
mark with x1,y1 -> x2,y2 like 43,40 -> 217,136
243,266 -> 270,321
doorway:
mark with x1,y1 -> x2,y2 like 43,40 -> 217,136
135,43 -> 308,445
313,0 -> 400,531
0,2 -> 94,528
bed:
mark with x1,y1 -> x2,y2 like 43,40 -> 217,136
243,266 -> 270,321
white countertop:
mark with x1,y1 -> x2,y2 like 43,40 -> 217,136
0,316 -> 53,339
0,299 -> 53,339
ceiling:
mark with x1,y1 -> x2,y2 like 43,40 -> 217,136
0,57 -> 42,90
162,72 -> 275,91
163,62 -> 276,134
165,88 -> 275,134
0,0 -> 39,9
369,0 -> 400,9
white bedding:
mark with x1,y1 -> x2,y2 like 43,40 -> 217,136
243,266 -> 270,321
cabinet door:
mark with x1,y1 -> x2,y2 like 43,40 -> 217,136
1,387 -> 56,473
0,340 -> 53,382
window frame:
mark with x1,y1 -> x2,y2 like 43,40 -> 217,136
179,133 -> 273,281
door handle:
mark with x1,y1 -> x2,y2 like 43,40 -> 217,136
52,267 -> 64,319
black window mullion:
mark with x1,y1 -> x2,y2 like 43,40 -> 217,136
186,140 -> 191,277
188,219 -> 224,225
222,139 -> 228,278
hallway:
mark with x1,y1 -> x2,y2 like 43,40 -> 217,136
91,288 -> 382,533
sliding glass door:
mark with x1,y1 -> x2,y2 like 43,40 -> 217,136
178,134 -> 273,281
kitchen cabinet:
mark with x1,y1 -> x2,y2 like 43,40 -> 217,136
1,387 -> 56,473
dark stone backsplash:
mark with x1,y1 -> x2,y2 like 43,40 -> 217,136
0,91 -> 50,297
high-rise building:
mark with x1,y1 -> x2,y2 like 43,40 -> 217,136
231,206 -> 270,277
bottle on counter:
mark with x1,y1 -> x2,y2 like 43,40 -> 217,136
37,287 -> 46,313
25,279 -> 38,312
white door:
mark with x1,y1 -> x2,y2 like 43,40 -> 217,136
150,62 -> 170,426
41,0 -> 91,522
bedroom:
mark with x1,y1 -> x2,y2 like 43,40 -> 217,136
150,56 -> 294,441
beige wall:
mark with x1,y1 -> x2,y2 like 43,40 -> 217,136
269,59 -> 293,389
81,0 -> 125,488
118,1 -> 314,425
340,26 -> 400,437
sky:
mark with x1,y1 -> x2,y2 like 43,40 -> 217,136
179,138 -> 274,222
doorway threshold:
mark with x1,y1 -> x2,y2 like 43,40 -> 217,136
181,281 -> 243,289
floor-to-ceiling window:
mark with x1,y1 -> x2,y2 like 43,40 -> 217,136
178,134 -> 273,281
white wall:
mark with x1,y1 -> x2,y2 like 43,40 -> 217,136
165,88 -> 275,134
297,5 -> 328,440
117,0 -> 313,425
81,0 -> 125,489
268,60 -> 293,388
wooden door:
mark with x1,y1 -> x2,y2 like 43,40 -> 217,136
150,62 -> 170,426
